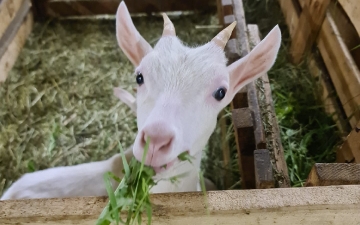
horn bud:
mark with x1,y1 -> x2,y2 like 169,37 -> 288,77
211,21 -> 237,49
162,13 -> 176,36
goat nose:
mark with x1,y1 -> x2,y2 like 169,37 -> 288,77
141,123 -> 174,154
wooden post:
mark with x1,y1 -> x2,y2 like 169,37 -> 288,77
289,0 -> 331,65
337,121 -> 360,163
305,163 -> 360,187
254,149 -> 275,189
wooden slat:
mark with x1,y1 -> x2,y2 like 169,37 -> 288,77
1,185 -> 360,224
45,0 -> 216,18
247,24 -> 290,188
296,0 -> 360,127
305,163 -> 360,187
337,121 -> 360,163
254,149 -> 275,189
0,0 -> 32,83
232,107 -> 256,189
289,0 -> 330,65
0,0 -> 25,37
337,0 -> 360,37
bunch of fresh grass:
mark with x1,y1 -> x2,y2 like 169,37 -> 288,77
96,139 -> 208,225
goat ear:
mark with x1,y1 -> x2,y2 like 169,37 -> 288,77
114,87 -> 137,115
116,2 -> 152,66
226,25 -> 281,100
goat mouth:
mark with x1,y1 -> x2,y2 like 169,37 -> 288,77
152,150 -> 191,174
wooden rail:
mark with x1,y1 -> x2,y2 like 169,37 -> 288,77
1,185 -> 360,224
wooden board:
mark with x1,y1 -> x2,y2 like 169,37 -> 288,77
0,0 -> 25,37
289,0 -> 330,64
1,185 -> 360,224
337,121 -> 360,163
44,0 -> 216,18
254,149 -> 274,189
279,0 -> 360,129
305,163 -> 360,186
247,24 -> 290,188
338,0 -> 360,37
0,0 -> 33,83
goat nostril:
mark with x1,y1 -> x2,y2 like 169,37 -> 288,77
140,131 -> 147,147
159,138 -> 173,153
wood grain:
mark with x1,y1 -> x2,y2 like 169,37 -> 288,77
0,0 -> 24,37
289,0 -> 330,64
337,0 -> 360,37
337,121 -> 360,163
305,163 -> 360,186
254,149 -> 275,189
1,185 -> 360,224
0,0 -> 32,83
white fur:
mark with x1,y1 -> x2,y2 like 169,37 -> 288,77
0,1 -> 281,200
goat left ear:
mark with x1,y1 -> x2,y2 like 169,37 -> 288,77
226,25 -> 281,100
113,87 -> 137,115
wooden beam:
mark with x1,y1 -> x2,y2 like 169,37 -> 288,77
0,0 -> 33,83
254,149 -> 275,189
45,0 -> 216,18
337,121 -> 360,163
247,24 -> 290,188
1,185 -> 360,224
337,0 -> 360,37
0,0 -> 25,37
289,0 -> 330,65
305,163 -> 360,186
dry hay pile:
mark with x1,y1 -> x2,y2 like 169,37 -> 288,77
0,13 -> 235,196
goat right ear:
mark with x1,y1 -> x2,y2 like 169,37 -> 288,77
116,2 -> 152,66
114,87 -> 137,115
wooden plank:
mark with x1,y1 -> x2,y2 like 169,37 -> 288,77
254,149 -> 275,189
1,185 -> 360,224
0,0 -> 25,37
337,0 -> 360,37
247,24 -> 290,188
337,121 -> 360,163
289,0 -> 330,65
295,0 -> 360,127
232,107 -> 256,189
45,0 -> 216,18
305,163 -> 360,187
0,0 -> 32,83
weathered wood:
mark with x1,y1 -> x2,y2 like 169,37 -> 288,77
247,24 -> 290,188
337,121 -> 360,163
305,163 -> 360,187
254,149 -> 275,189
289,0 -> 330,65
1,185 -> 360,224
0,0 -> 32,83
337,0 -> 360,37
45,0 -> 216,18
232,107 -> 256,189
0,0 -> 24,37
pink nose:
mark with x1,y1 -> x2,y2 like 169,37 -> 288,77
140,122 -> 175,163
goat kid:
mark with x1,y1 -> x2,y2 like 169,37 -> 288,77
0,1 -> 281,200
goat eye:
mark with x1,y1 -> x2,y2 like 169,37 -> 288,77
213,87 -> 227,101
136,72 -> 144,85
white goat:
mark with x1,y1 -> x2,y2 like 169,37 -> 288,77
0,1 -> 281,200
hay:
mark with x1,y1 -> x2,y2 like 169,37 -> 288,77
0,13 -> 222,196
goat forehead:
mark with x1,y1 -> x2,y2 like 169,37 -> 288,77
141,38 -> 228,86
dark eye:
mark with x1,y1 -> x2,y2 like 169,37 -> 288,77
136,72 -> 144,85
213,87 -> 227,101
